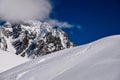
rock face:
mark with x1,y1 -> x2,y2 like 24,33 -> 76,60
0,21 -> 74,59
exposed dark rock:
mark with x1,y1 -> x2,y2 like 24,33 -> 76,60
0,21 -> 74,59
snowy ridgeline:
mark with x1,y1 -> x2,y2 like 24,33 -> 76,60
0,35 -> 120,80
0,21 -> 74,59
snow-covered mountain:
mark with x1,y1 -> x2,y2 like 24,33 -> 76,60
0,35 -> 120,80
0,21 -> 74,59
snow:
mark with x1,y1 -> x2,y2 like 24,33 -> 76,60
34,22 -> 52,43
59,31 -> 67,48
4,37 -> 16,53
0,50 -> 29,73
0,35 -> 120,80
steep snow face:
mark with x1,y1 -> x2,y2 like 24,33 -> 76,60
0,35 -> 120,80
0,21 -> 74,58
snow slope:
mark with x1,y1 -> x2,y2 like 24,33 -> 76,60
0,35 -> 120,80
0,50 -> 29,73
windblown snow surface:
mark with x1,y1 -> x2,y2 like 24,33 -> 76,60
0,35 -> 120,80
0,50 -> 29,73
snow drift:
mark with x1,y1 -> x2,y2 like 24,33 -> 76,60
0,50 -> 29,73
0,35 -> 120,80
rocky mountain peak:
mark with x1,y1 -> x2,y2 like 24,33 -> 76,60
0,21 -> 74,59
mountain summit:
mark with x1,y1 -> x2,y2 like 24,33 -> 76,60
0,21 -> 74,59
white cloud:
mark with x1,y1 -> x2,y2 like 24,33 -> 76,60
77,25 -> 82,29
47,19 -> 82,29
47,19 -> 73,28
0,0 -> 81,29
0,0 -> 52,22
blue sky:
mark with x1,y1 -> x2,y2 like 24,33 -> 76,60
50,0 -> 120,45
0,0 -> 120,45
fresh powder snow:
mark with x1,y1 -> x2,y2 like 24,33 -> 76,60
0,35 -> 120,80
0,50 -> 29,73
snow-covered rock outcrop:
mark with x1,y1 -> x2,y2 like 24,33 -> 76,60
0,35 -> 120,80
0,21 -> 74,58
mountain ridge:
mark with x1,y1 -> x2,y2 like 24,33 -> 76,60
0,21 -> 74,59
